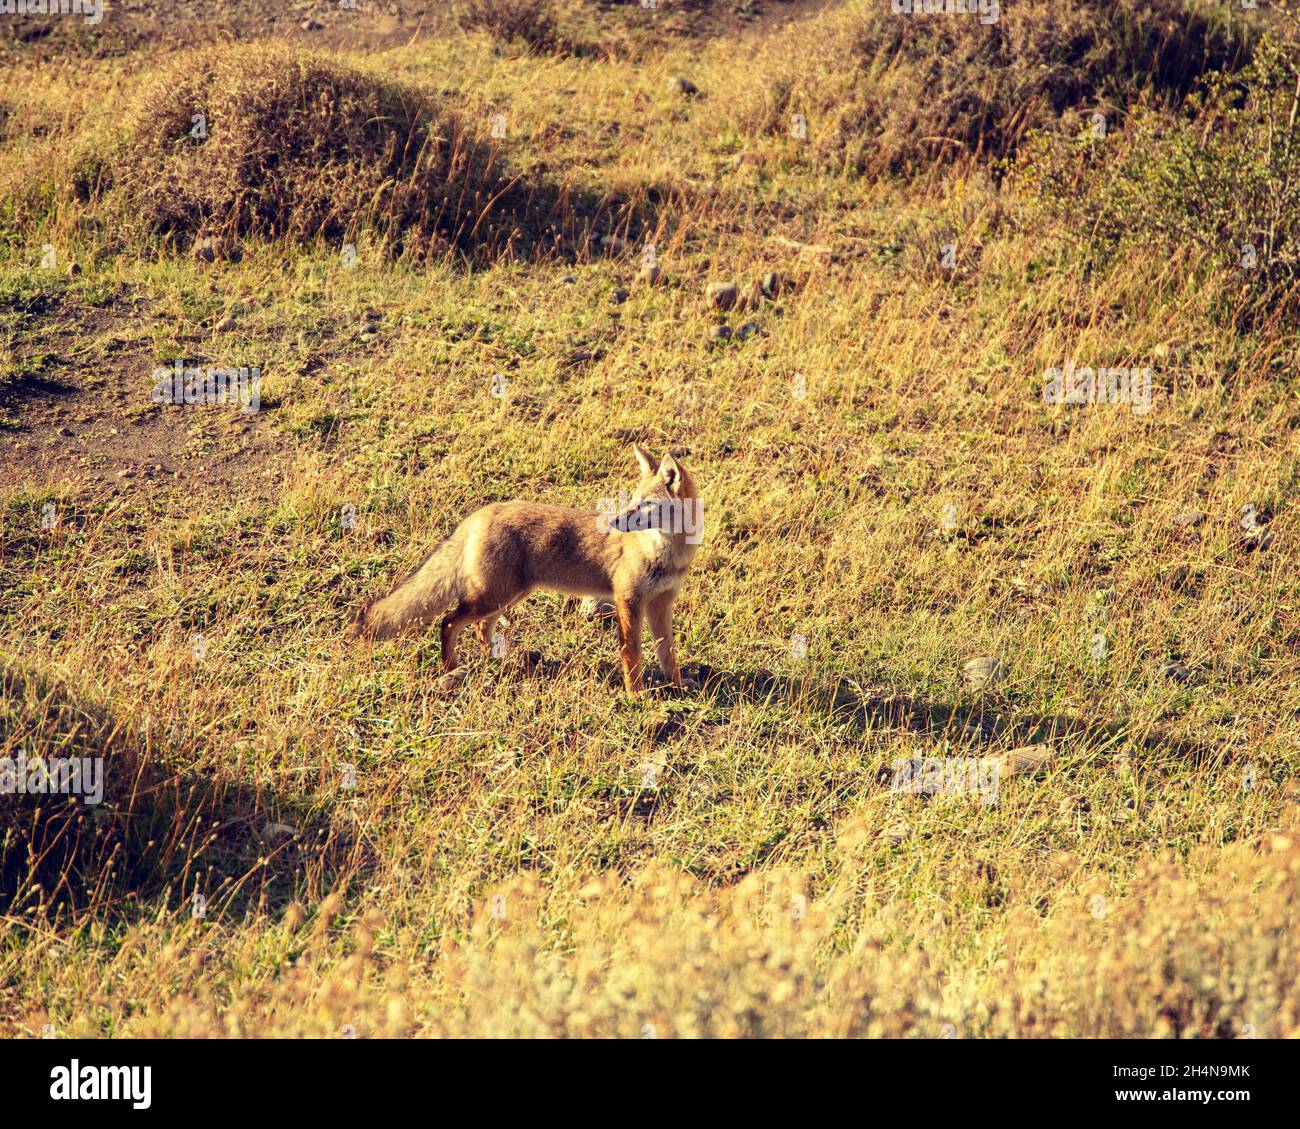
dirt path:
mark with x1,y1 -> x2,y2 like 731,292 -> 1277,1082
0,293 -> 289,503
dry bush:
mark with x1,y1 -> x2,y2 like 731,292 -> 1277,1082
113,46 -> 532,258
52,835 -> 1299,1038
457,0 -> 561,49
1018,26 -> 1300,333
746,0 -> 1255,179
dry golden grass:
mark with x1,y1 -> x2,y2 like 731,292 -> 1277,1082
1,0 -> 1297,1038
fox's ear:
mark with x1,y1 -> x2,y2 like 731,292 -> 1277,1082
659,452 -> 684,495
632,442 -> 656,477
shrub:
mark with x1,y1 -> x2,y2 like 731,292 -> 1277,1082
746,0 -> 1256,179
113,46 -> 529,258
1019,27 -> 1300,330
457,0 -> 561,50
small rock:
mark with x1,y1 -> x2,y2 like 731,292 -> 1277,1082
191,234 -> 239,264
580,597 -> 616,621
963,656 -> 1006,690
599,235 -> 626,255
760,271 -> 781,299
1242,528 -> 1274,552
1162,661 -> 1193,684
1173,508 -> 1207,528
117,468 -> 136,479
612,287 -> 629,304
214,315 -> 237,333
705,281 -> 739,310
882,822 -> 910,844
636,263 -> 665,286
562,275 -> 576,284
996,744 -> 1054,778
708,324 -> 732,343
67,261 -> 81,277
669,76 -> 699,97
55,426 -> 74,438
300,18 -> 322,31
1057,794 -> 1090,817
737,320 -> 762,340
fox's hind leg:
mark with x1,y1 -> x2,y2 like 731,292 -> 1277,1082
440,598 -> 504,672
474,589 -> 530,654
476,614 -> 500,654
438,603 -> 476,672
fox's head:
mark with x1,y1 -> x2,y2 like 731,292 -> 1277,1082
607,444 -> 701,541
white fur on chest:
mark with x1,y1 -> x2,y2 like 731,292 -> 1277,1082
636,530 -> 695,598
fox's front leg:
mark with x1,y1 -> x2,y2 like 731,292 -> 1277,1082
647,591 -> 682,688
615,595 -> 644,694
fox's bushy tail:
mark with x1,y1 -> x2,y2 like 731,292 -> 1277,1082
358,530 -> 466,640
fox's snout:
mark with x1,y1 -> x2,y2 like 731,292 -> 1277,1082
608,499 -> 657,532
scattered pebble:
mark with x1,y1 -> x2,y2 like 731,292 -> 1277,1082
580,597 -> 616,620
1057,794 -> 1090,817
708,324 -> 732,342
636,263 -> 665,286
669,76 -> 699,97
1162,660 -> 1193,684
963,656 -> 1006,690
706,281 -> 739,310
995,744 -> 1054,778
1173,508 -> 1206,528
191,234 -> 240,264
214,315 -> 237,333
761,271 -> 781,299
737,320 -> 762,340
612,287 -> 629,304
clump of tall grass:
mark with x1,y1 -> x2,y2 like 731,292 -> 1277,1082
19,833 -> 1296,1037
456,0 -> 563,50
1019,22 -> 1300,332
104,46 -> 534,259
744,0 -> 1256,180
